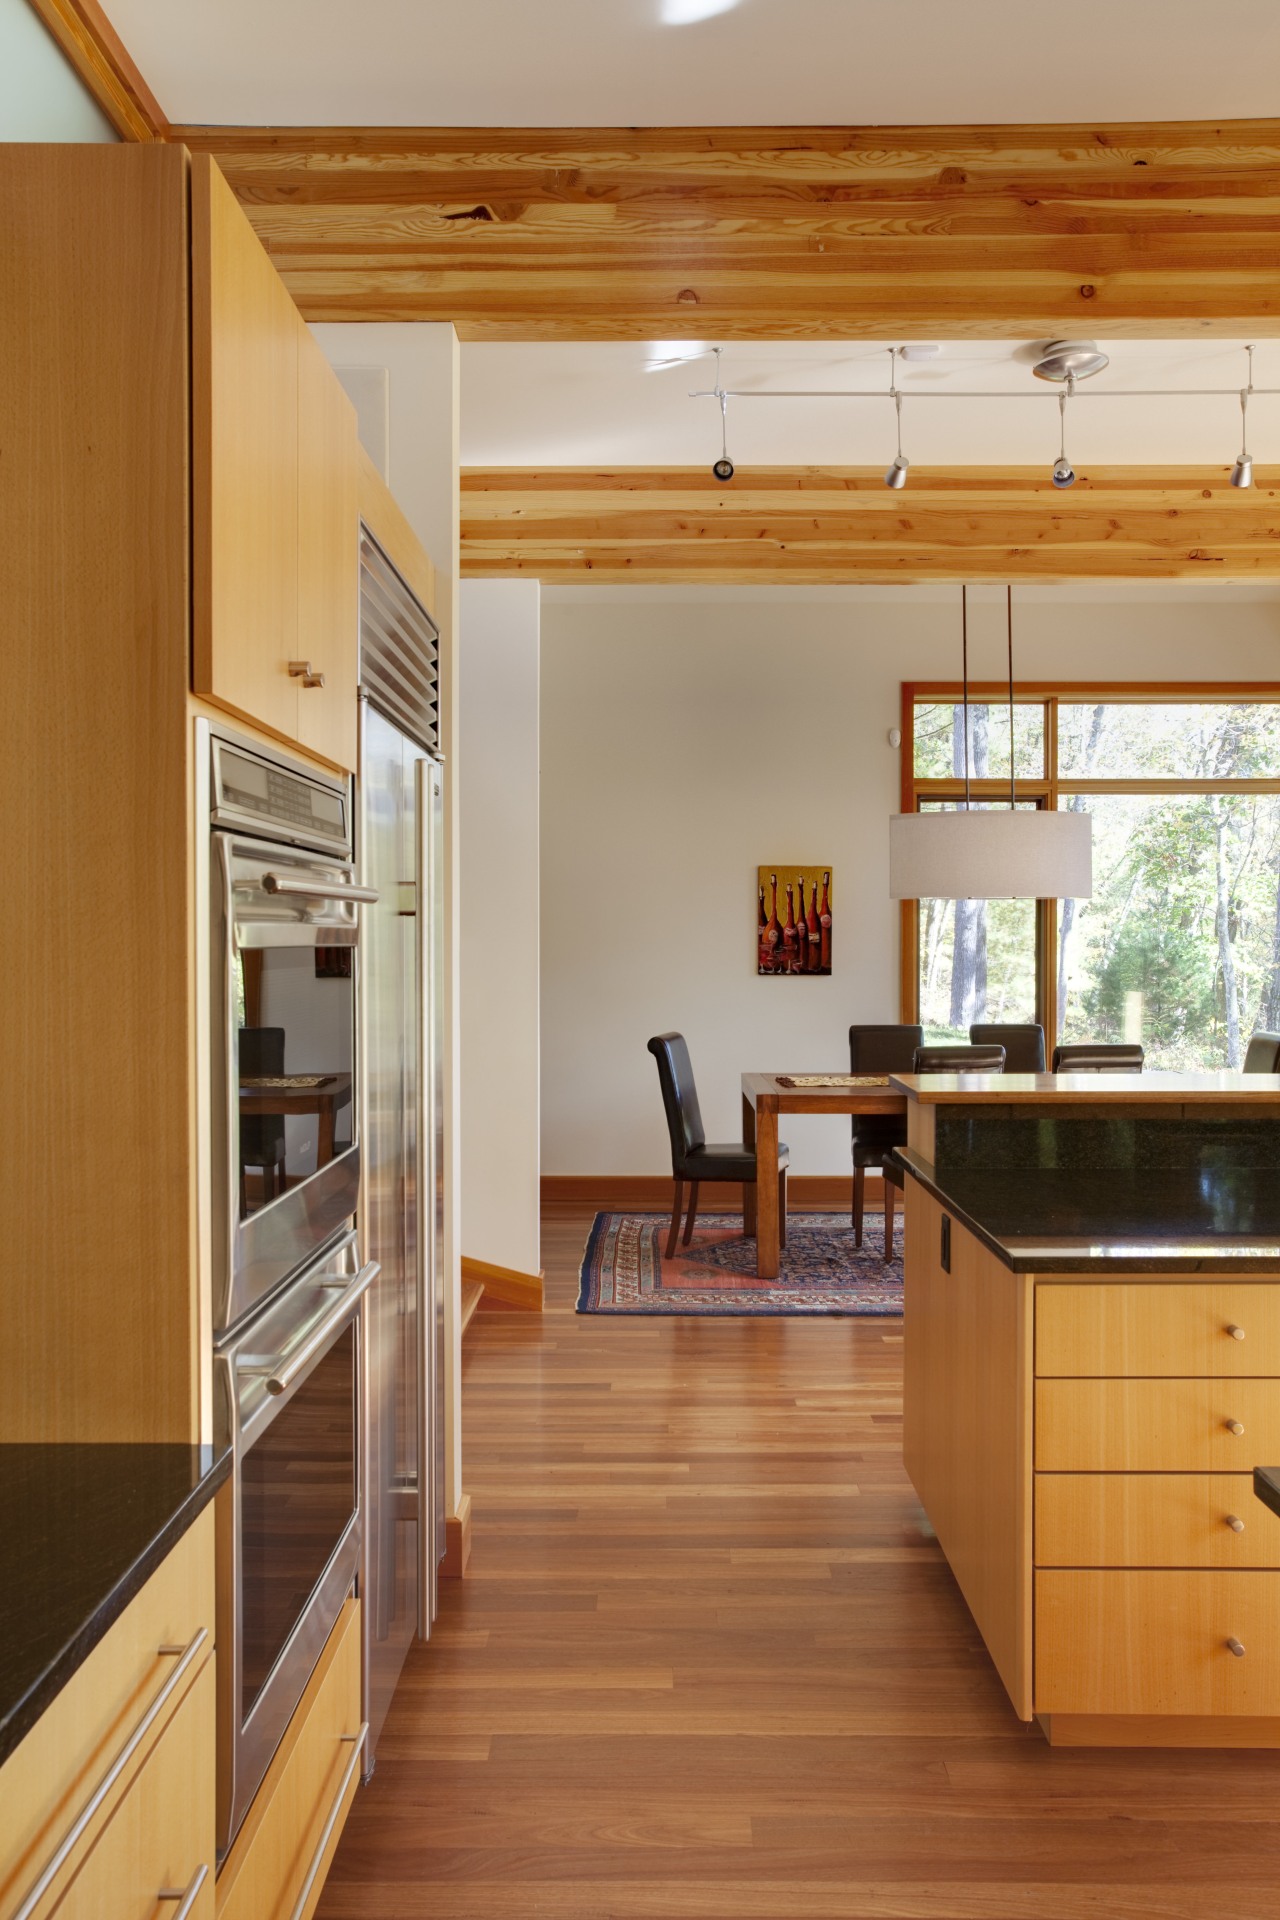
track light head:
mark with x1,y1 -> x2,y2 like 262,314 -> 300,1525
884,453 -> 909,489
1231,352 -> 1254,488
712,456 -> 735,481
1230,453 -> 1253,489
1052,457 -> 1076,489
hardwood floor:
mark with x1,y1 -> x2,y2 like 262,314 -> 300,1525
317,1206 -> 1280,1920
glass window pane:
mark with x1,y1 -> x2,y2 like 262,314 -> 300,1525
1058,792 -> 1280,1069
1058,701 -> 1280,781
914,702 -> 1044,781
917,801 -> 1039,1042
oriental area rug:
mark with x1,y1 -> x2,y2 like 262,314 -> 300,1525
576,1210 -> 904,1317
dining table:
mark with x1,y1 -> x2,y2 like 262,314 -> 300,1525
741,1072 -> 908,1279
239,1069 -> 353,1167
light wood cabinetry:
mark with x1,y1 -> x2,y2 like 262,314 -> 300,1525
903,1179 -> 1034,1718
1037,1572 -> 1280,1717
192,156 -> 358,772
216,1599 -> 362,1920
1036,1473 -> 1277,1569
296,325 -> 359,771
1036,1377 -> 1280,1472
0,142 -> 196,1442
1037,1281 -> 1280,1377
902,1181 -> 1280,1744
0,1510 -> 215,1919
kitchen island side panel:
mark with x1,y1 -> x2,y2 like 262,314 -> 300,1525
903,1179 -> 1034,1720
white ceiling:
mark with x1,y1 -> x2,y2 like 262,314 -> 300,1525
110,0 -> 1280,127
459,338 -> 1275,467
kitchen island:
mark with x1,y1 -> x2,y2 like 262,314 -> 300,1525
891,1071 -> 1280,1748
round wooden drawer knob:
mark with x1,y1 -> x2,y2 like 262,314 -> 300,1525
1227,1324 -> 1246,1341
1226,1419 -> 1245,1435
1226,1514 -> 1246,1533
1226,1637 -> 1246,1658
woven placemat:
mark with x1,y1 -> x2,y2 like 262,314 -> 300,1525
774,1073 -> 891,1088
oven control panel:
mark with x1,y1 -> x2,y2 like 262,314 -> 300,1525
211,737 -> 350,855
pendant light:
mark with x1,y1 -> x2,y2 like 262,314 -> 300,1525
884,347 -> 909,489
889,587 -> 1093,901
1231,344 -> 1255,489
1051,375 -> 1076,488
710,346 -> 734,481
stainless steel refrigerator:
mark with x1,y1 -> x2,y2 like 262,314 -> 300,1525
356,530 -> 445,1774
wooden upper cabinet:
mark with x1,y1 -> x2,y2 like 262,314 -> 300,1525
191,155 -> 358,771
296,324 -> 358,771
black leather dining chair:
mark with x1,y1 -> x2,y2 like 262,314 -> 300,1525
913,1044 -> 1006,1073
1052,1043 -> 1144,1072
849,1024 -> 922,1255
648,1033 -> 789,1259
1244,1032 -> 1280,1073
238,1026 -> 288,1206
970,1023 -> 1046,1073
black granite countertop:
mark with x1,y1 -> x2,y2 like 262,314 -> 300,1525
1255,1468 -> 1280,1521
895,1150 -> 1280,1272
0,1444 -> 230,1768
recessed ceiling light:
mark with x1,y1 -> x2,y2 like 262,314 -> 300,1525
659,0 -> 741,22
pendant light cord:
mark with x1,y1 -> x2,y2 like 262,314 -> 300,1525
1007,585 -> 1015,810
961,584 -> 971,811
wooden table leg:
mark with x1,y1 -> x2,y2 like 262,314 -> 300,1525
755,1101 -> 779,1279
316,1100 -> 336,1167
742,1094 -> 757,1236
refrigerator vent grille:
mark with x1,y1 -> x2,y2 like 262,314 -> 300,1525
359,529 -> 440,753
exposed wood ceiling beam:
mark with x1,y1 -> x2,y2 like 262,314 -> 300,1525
27,0 -> 168,141
460,466 -> 1280,583
176,121 -> 1280,338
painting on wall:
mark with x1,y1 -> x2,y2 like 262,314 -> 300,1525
758,867 -> 832,975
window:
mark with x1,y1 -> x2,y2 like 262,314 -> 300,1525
902,688 -> 1280,1068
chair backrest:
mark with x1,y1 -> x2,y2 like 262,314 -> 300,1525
1243,1031 -> 1280,1073
970,1023 -> 1046,1073
1051,1043 -> 1144,1073
849,1023 -> 923,1074
647,1033 -> 706,1167
913,1044 -> 1006,1073
238,1026 -> 287,1164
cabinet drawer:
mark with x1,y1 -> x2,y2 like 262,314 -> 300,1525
1037,1282 -> 1280,1377
1036,1378 -> 1280,1471
1036,1570 -> 1280,1715
1036,1474 -> 1277,1568
217,1598 -> 361,1920
54,1656 -> 214,1920
0,1509 -> 214,1914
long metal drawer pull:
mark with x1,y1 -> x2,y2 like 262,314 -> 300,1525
261,872 -> 380,905
243,1261 -> 380,1397
158,1862 -> 209,1918
13,1629 -> 209,1920
288,1724 -> 368,1920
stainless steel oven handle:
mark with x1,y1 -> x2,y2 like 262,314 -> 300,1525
261,872 -> 380,905
158,1863 -> 209,1917
12,1629 -> 209,1920
287,1724 -> 368,1920
246,1260 -> 380,1397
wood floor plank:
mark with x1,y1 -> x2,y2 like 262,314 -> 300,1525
316,1205 -> 1280,1920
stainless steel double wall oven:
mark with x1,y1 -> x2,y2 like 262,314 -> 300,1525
199,721 -> 377,1854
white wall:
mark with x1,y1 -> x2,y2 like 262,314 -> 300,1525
0,0 -> 118,139
459,580 -> 541,1276
540,583 -> 1280,1178
310,322 -> 466,1516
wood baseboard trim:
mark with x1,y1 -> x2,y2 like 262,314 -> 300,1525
1038,1713 -> 1280,1748
461,1254 -> 544,1312
541,1173 -> 880,1211
442,1493 -> 472,1579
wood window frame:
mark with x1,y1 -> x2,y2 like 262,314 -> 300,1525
899,681 -> 1280,1061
